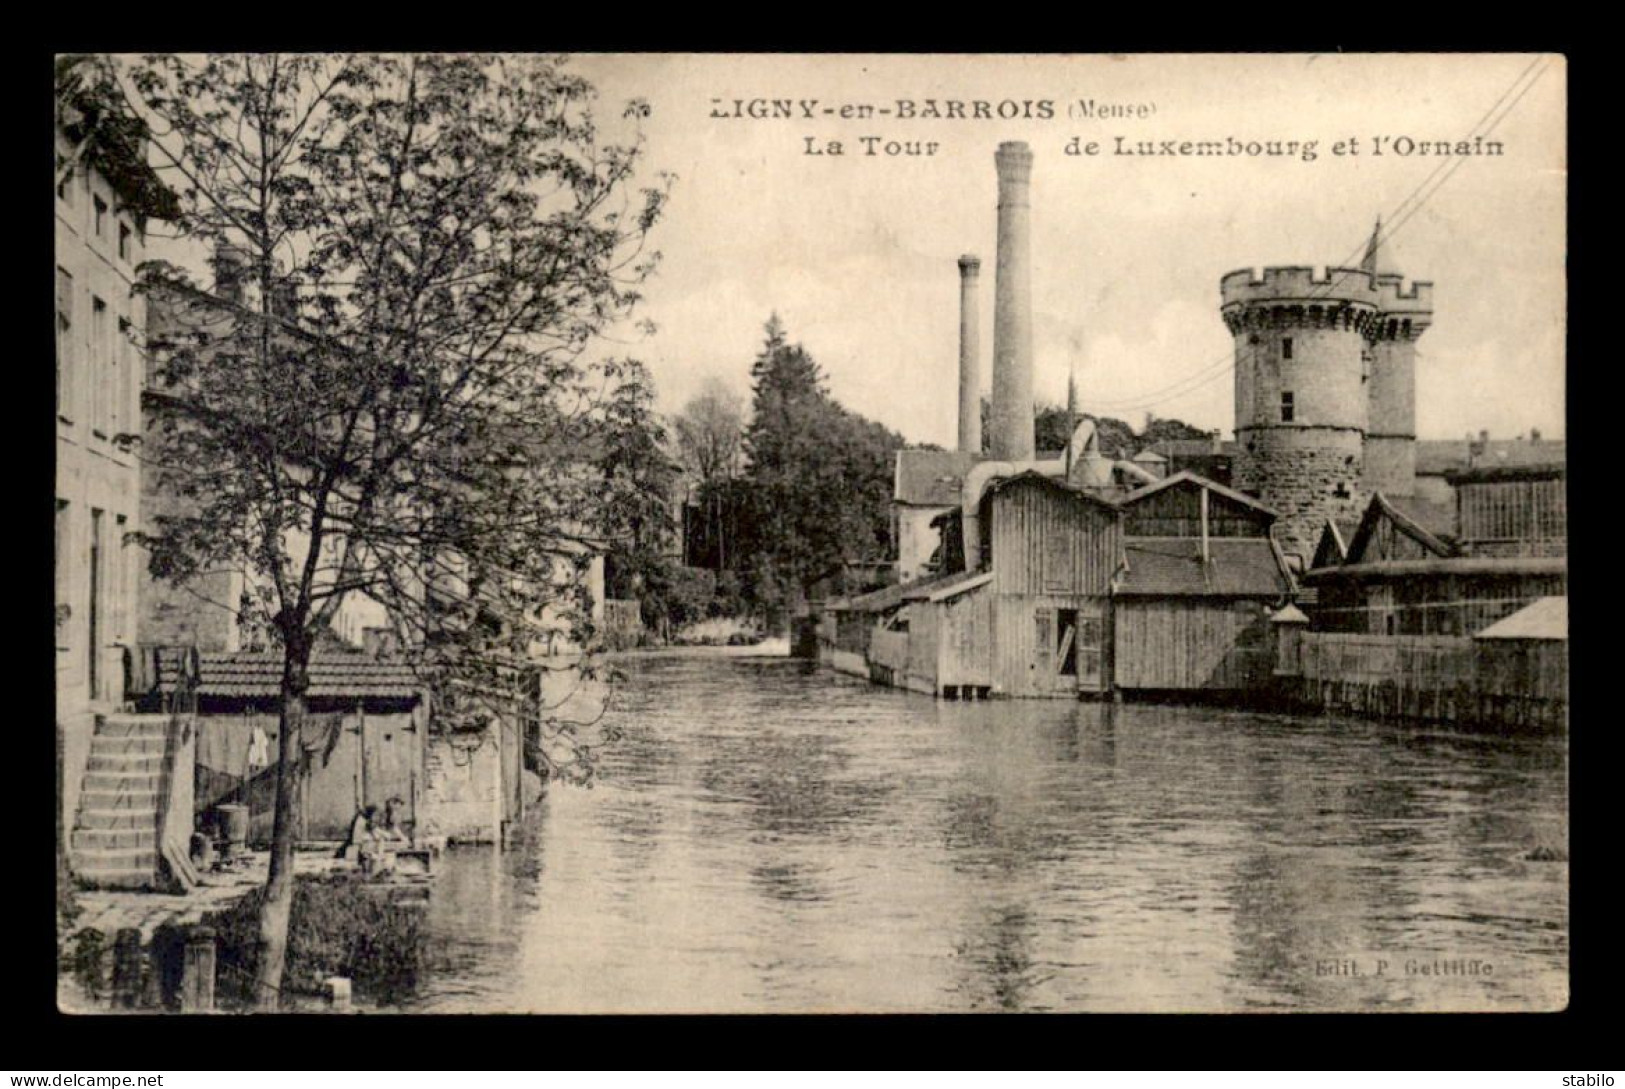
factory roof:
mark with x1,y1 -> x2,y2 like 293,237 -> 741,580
1385,494 -> 1457,540
1301,556 -> 1567,582
1415,438 -> 1566,476
984,469 -> 1123,511
1311,517 -> 1364,569
1116,538 -> 1293,598
894,449 -> 982,507
1340,492 -> 1458,567
827,570 -> 971,614
1446,462 -> 1566,485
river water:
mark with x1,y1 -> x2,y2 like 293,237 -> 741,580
408,648 -> 1567,1013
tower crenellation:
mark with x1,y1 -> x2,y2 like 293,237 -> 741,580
1222,225 -> 1434,560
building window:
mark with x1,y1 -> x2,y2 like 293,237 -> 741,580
1281,336 -> 1293,361
1281,391 -> 1295,423
55,500 -> 70,648
94,195 -> 107,237
56,267 -> 74,421
118,221 -> 132,261
56,159 -> 74,203
92,297 -> 109,436
89,508 -> 103,697
115,514 -> 129,644
114,316 -> 132,438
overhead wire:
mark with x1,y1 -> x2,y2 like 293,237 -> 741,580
1072,57 -> 1552,417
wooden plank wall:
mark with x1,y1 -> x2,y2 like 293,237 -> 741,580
870,627 -> 909,678
991,479 -> 1121,597
1115,599 -> 1272,690
1124,484 -> 1270,538
937,585 -> 993,690
905,603 -> 938,694
1312,573 -> 1567,636
995,593 -> 1107,698
195,706 -> 422,842
1458,477 -> 1566,548
1296,632 -> 1566,730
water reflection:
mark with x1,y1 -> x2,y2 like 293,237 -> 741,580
407,650 -> 1567,1013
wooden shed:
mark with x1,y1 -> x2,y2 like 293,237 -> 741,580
1448,463 -> 1566,559
1112,473 -> 1292,693
1113,538 -> 1292,692
1306,489 -> 1563,637
155,650 -> 428,844
1472,595 -> 1567,729
982,473 -> 1122,698
875,572 -> 994,698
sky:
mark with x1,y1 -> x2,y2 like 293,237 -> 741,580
570,53 -> 1566,447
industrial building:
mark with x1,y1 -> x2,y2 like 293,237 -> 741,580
827,142 -> 1297,701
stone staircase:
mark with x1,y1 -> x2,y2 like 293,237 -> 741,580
71,714 -> 177,889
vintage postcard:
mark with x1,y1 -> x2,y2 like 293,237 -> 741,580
55,52 -> 1565,1014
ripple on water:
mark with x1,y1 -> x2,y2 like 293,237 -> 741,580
408,651 -> 1568,1013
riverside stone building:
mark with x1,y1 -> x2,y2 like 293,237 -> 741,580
54,104 -> 174,859
1223,224 -> 1432,564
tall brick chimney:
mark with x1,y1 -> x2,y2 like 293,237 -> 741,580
991,141 -> 1035,461
957,254 -> 982,454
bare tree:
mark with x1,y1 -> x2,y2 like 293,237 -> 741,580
673,377 -> 744,569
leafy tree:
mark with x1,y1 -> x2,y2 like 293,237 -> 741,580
113,53 -> 667,1007
597,360 -> 679,601
741,316 -> 904,621
1140,415 -> 1217,446
981,395 -> 1201,460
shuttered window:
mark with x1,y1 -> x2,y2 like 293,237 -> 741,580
56,267 -> 73,420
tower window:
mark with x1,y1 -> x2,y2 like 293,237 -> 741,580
1281,391 -> 1295,423
1281,336 -> 1294,360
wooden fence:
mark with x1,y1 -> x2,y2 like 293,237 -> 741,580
1295,632 -> 1565,731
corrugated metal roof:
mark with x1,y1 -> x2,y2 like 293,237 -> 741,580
162,652 -> 426,699
894,449 -> 982,507
1475,596 -> 1567,641
1117,538 -> 1291,598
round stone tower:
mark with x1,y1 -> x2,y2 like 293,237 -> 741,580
1362,222 -> 1433,498
1222,265 -> 1380,560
